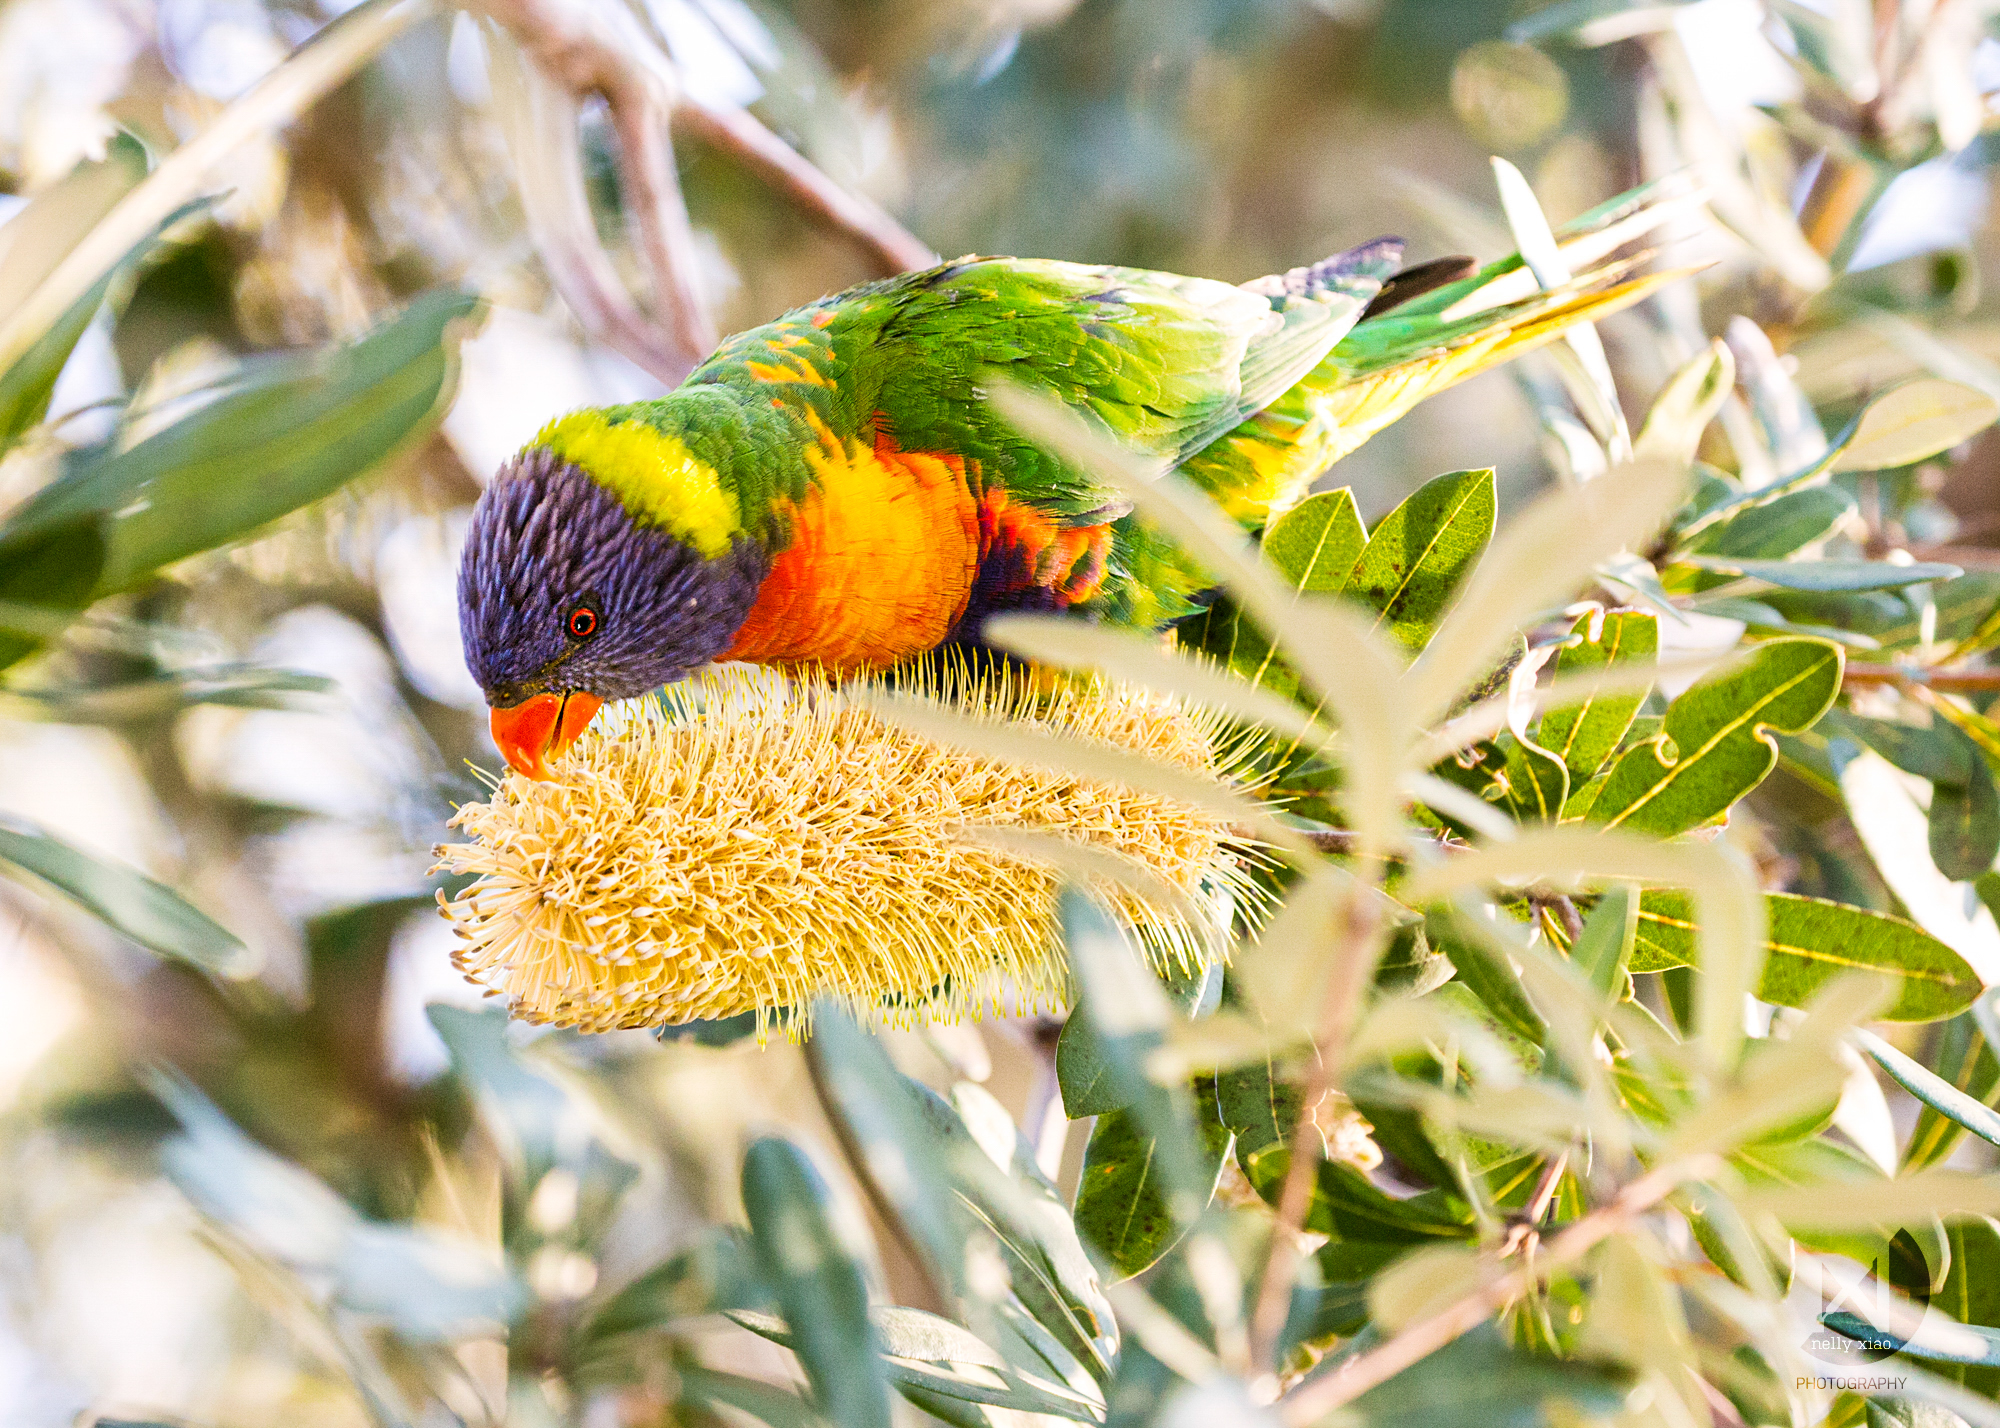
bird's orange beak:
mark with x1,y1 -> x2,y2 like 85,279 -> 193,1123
488,691 -> 604,781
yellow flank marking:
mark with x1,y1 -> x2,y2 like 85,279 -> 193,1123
1217,431 -> 1305,522
744,355 -> 830,387
535,410 -> 740,559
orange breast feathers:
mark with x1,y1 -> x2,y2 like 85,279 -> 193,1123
721,421 -> 983,671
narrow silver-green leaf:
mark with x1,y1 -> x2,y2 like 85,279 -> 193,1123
741,1137 -> 892,1428
1857,1029 -> 2000,1151
0,815 -> 249,974
1831,378 -> 2000,474
2,288 -> 480,594
1674,556 -> 1962,592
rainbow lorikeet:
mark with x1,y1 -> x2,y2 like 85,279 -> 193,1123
460,184 -> 1689,779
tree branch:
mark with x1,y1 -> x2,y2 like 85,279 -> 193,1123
675,98 -> 938,274
1276,1155 -> 1715,1425
476,0 -> 931,386
1843,663 -> 2000,692
1246,888 -> 1385,1377
802,1031 -> 956,1321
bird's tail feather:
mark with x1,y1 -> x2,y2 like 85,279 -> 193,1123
1181,174 -> 1707,523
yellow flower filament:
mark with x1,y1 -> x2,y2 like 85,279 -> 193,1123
433,668 -> 1261,1035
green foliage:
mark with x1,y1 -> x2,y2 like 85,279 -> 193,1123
0,813 -> 248,974
12,4 -> 2000,1427
1626,892 -> 1981,1020
1590,637 -> 1843,837
740,1138 -> 893,1428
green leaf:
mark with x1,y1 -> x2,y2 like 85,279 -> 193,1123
1282,1240 -> 1411,1351
1831,378 -> 2000,474
1342,1324 -> 1633,1427
0,288 -> 480,595
1262,488 -> 1367,591
1929,1218 -> 2000,1395
1537,610 -> 1657,788
1304,1160 -> 1476,1244
1632,892 -> 1980,1021
581,1227 -> 768,1342
152,1073 -> 525,1341
1341,467 -> 1496,652
907,1083 -> 1118,1391
0,136 -> 149,452
740,1137 -> 892,1428
1685,485 -> 1856,560
1825,1308 -> 2000,1376
1507,0 -> 1701,45
5,663 -> 334,720
1171,488 -> 1365,698
1672,556 -> 1963,592
1571,885 -> 1636,996
1426,908 -> 1547,1048
1857,1030 -> 2000,1152
1592,637 -> 1842,837
808,1004 -> 984,1308
427,1006 -> 638,1232
1732,1138 -> 1946,1276
1059,889 -> 1212,1226
1825,711 -> 1975,785
1905,1013 -> 2000,1172
1930,749 -> 2000,883
0,813 -> 248,974
1213,1057 -> 1303,1190
1071,1105 -> 1229,1280
1766,575 -> 2000,657
674,1364 -> 829,1428
0,516 -> 106,670
1057,958 -> 1217,1118
1635,339 -> 1734,464
1493,730 -> 1569,823
732,1307 -> 1103,1424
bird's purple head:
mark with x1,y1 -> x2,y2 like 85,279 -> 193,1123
457,446 -> 769,777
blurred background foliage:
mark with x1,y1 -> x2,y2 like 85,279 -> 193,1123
8,0 -> 2000,1426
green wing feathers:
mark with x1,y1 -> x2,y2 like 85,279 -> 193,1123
602,177 -> 1695,637
1180,177 -> 1703,527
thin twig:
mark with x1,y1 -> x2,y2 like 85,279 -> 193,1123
1843,663 -> 2000,691
478,0 -> 933,386
1532,893 -> 1585,945
478,0 -> 714,377
676,98 -> 938,273
609,87 -> 719,362
1276,1156 -> 1714,1425
1246,890 -> 1385,1376
801,1032 -> 956,1320
1525,1151 -> 1569,1224
0,0 -> 434,379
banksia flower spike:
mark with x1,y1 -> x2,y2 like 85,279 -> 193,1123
433,666 -> 1263,1035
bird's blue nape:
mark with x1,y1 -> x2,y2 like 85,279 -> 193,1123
458,447 -> 769,706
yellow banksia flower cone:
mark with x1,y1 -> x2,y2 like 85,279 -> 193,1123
433,667 -> 1262,1034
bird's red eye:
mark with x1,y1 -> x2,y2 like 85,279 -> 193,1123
567,605 -> 598,639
